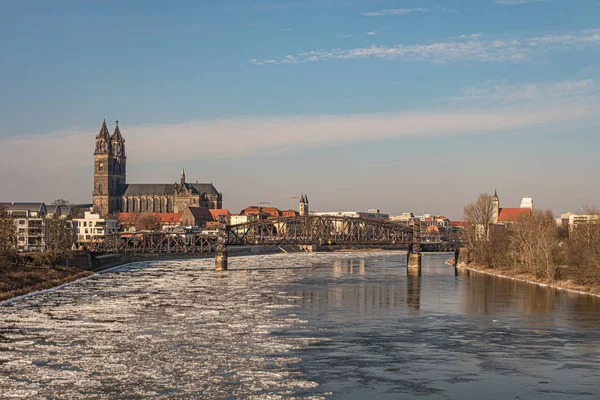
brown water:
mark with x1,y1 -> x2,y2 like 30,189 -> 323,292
1,252 -> 599,399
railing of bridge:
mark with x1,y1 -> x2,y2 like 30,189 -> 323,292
89,232 -> 217,254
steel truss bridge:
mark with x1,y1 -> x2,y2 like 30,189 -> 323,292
89,215 -> 459,255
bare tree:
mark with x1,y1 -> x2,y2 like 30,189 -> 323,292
463,193 -> 496,266
510,210 -> 562,280
127,213 -> 162,231
0,205 -> 18,268
566,205 -> 600,285
52,199 -> 71,206
43,218 -> 75,265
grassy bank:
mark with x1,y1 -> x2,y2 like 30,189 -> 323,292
458,262 -> 600,297
0,264 -> 93,302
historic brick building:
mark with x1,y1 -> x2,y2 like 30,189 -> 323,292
93,120 -> 222,217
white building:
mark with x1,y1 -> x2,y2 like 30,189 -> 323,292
558,212 -> 600,232
73,211 -> 119,247
230,214 -> 250,225
520,197 -> 534,209
310,210 -> 390,220
1,202 -> 47,252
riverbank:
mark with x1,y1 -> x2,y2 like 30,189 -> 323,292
0,264 -> 93,302
457,262 -> 600,297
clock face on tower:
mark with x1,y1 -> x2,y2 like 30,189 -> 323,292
99,162 -> 104,171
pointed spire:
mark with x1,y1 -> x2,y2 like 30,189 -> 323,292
180,168 -> 186,185
97,119 -> 110,140
111,120 -> 123,141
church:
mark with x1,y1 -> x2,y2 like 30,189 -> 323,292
93,120 -> 222,217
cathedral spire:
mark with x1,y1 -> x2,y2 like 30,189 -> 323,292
180,168 -> 186,185
97,119 -> 110,140
111,120 -> 123,142
95,119 -> 111,154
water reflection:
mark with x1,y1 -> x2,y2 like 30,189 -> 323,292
457,267 -> 600,317
276,253 -> 600,399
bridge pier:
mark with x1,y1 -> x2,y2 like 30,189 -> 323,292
407,251 -> 422,276
215,214 -> 228,272
215,248 -> 228,271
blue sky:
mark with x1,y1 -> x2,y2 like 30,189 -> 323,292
1,0 -> 599,218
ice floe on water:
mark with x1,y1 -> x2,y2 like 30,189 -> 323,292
0,252 -> 382,399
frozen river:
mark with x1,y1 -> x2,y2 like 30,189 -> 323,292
1,252 -> 600,399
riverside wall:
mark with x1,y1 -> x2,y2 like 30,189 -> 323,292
65,244 -> 411,272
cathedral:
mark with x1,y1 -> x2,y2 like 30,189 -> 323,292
93,120 -> 222,217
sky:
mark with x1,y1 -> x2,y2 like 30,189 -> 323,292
1,0 -> 599,219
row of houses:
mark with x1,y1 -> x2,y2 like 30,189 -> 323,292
0,202 -> 92,252
0,201 -> 309,251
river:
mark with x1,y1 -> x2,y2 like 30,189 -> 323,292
1,251 -> 600,399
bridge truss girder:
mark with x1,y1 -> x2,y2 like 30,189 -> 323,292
87,216 -> 462,255
226,216 -> 412,246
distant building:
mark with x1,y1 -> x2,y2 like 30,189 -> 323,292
417,214 -> 450,229
179,206 -> 231,228
310,210 -> 390,220
492,190 -> 532,224
389,212 -> 415,226
299,194 -> 309,216
241,206 -> 281,218
520,197 -> 533,209
92,120 -> 222,216
45,205 -> 73,220
230,214 -> 250,225
72,211 -> 118,248
557,212 -> 600,232
0,202 -> 47,252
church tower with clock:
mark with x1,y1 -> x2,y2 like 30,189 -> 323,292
93,120 -> 126,216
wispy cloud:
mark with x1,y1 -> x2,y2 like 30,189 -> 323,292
459,33 -> 483,39
2,79 -> 599,171
360,8 -> 428,17
250,29 -> 600,65
456,79 -> 598,104
495,0 -> 547,4
366,31 -> 378,36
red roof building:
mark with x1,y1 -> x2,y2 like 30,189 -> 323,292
209,209 -> 231,220
281,209 -> 299,217
498,208 -> 531,222
450,220 -> 470,228
241,206 -> 282,218
492,190 -> 533,224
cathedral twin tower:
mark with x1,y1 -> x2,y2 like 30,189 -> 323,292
93,120 -> 126,216
93,120 -> 222,217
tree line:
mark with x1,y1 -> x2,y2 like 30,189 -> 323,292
463,194 -> 600,286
